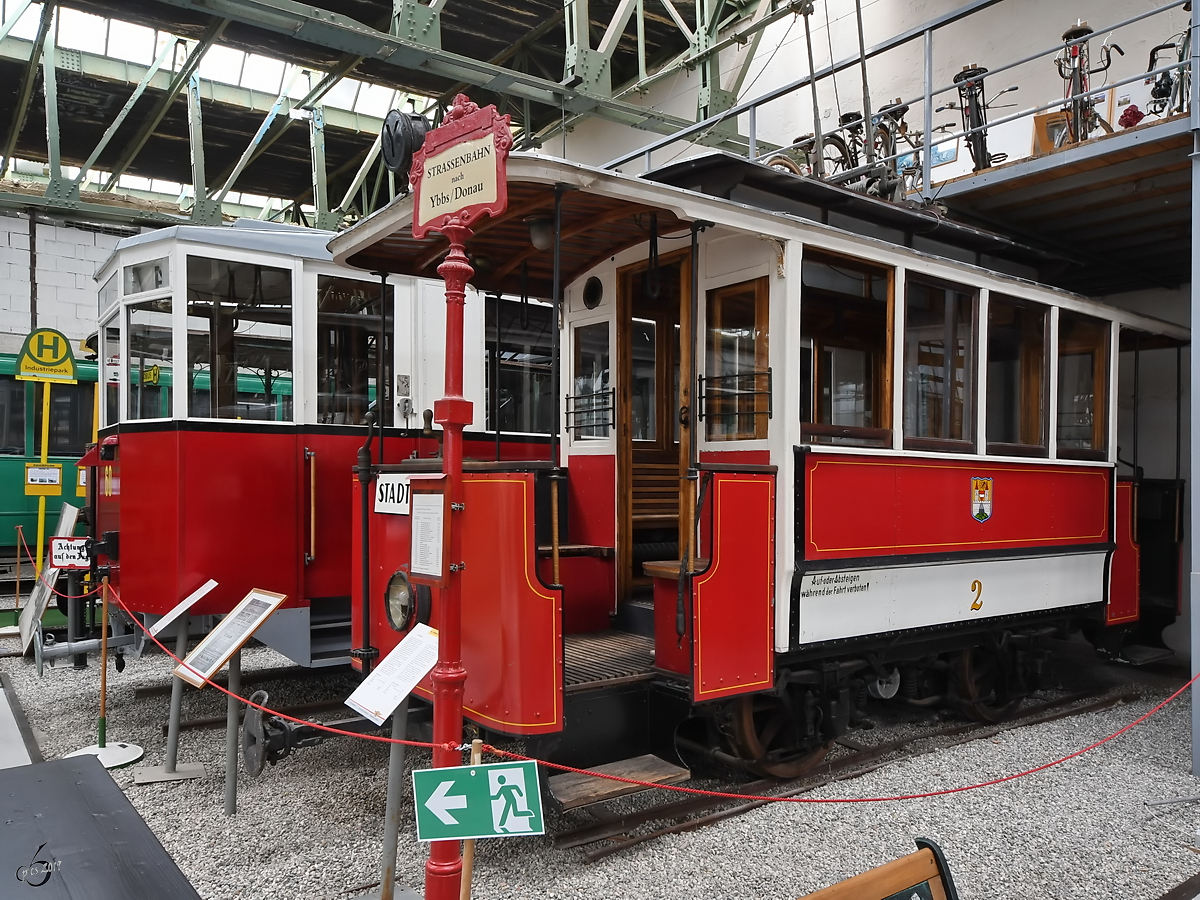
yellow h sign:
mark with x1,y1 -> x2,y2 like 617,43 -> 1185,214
17,328 -> 77,383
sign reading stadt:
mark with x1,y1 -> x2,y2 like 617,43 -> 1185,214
412,760 -> 544,842
410,94 -> 512,239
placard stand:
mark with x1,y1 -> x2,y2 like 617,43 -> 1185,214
66,578 -> 143,769
134,614 -> 207,785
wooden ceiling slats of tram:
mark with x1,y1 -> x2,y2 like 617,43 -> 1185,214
351,185 -> 687,298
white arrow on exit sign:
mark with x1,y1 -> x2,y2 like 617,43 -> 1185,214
425,780 -> 468,825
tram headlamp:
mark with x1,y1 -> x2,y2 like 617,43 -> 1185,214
384,570 -> 414,632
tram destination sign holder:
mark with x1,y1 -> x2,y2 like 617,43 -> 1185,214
407,93 -> 513,900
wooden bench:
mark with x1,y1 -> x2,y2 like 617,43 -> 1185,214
798,839 -> 960,900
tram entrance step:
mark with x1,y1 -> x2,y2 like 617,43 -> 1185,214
1120,644 -> 1176,666
547,753 -> 690,810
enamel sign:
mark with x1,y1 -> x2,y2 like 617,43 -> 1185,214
409,94 -> 512,239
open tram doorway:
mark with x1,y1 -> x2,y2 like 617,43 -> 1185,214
616,249 -> 692,606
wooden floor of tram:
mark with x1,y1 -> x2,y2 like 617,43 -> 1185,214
563,630 -> 655,693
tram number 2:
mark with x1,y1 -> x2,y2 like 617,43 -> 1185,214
970,579 -> 983,611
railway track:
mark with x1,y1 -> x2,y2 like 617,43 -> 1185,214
554,688 -> 1143,862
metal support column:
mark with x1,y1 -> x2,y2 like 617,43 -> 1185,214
41,12 -> 70,201
1189,0 -> 1200,775
922,29 -> 934,199
67,570 -> 86,668
186,74 -> 222,226
311,106 -> 340,230
224,649 -> 241,815
377,698 -> 410,900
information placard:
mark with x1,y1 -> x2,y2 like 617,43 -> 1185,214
25,463 -> 63,497
344,623 -> 439,725
174,589 -> 286,688
410,490 -> 446,583
149,579 -> 218,638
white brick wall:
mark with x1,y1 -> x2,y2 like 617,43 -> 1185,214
0,212 -> 132,355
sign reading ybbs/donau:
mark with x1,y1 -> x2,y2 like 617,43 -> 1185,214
17,328 -> 77,383
410,94 -> 512,239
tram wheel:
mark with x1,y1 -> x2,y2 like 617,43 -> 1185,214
953,645 -> 1019,723
729,695 -> 829,778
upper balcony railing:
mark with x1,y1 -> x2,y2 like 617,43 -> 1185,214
605,0 -> 1196,202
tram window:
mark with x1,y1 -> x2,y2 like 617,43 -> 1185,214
485,296 -> 553,434
34,382 -> 94,456
316,276 -> 392,426
904,278 -> 976,450
127,298 -> 173,420
186,257 -> 293,422
631,318 -> 657,441
100,317 -> 119,426
98,273 -> 117,318
1057,310 -> 1109,458
800,252 -> 890,446
571,322 -> 611,439
0,376 -> 25,454
705,277 -> 769,441
124,257 -> 169,295
986,296 -> 1047,454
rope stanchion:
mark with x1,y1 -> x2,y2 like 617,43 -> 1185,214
107,582 -> 1199,804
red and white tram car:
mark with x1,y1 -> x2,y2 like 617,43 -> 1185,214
328,153 -> 1187,773
89,219 -> 515,666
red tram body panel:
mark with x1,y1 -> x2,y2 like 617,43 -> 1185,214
803,454 -> 1111,560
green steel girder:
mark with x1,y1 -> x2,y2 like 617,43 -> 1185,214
392,0 -> 440,49
101,17 -> 229,191
142,0 -> 701,135
0,1 -> 54,181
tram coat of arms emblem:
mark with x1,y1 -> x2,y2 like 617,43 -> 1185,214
971,477 -> 993,522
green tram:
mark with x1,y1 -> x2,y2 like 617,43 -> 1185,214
0,353 -> 97,552
0,351 -> 294,554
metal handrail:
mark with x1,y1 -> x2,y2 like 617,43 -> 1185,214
606,0 -> 1190,181
697,368 -> 773,422
565,388 -> 615,434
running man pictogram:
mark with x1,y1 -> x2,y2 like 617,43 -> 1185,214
488,768 -> 536,832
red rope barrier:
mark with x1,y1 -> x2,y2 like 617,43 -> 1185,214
17,529 -> 99,600
109,583 -> 1197,803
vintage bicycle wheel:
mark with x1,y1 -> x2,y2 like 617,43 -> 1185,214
818,133 -> 852,177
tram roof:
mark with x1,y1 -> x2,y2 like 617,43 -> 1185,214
328,153 -> 1070,300
96,218 -> 338,282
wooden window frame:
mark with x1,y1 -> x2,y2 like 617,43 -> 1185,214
1056,310 -> 1110,461
902,275 -> 978,453
705,275 -> 770,442
985,294 -> 1049,458
800,248 -> 894,447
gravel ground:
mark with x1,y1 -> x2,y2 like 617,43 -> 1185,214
2,626 -> 1199,900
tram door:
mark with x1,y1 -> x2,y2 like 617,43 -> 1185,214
616,251 -> 691,601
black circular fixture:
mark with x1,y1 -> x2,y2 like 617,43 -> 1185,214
583,276 -> 604,309
381,110 -> 431,191
384,569 -> 415,632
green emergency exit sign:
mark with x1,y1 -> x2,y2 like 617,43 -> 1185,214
411,760 -> 544,842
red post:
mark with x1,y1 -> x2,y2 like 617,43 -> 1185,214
425,221 -> 473,900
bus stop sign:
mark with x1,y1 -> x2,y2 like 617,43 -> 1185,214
411,760 -> 543,842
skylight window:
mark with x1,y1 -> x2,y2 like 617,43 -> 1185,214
105,18 -> 157,65
4,1 -> 44,41
198,43 -> 245,86
354,83 -> 397,117
56,8 -> 107,55
241,54 -> 286,94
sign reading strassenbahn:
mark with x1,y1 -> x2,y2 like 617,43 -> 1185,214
409,94 -> 512,240
416,136 -> 497,230
17,328 -> 77,383
411,760 -> 544,842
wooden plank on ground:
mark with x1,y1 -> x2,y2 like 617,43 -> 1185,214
799,849 -> 943,900
548,754 -> 690,810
